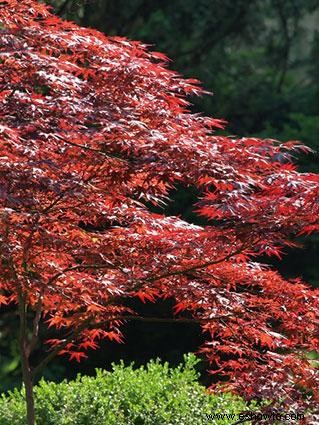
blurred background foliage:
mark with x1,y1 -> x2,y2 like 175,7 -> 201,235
1,0 -> 318,391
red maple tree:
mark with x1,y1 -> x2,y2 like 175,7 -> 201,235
1,1 -> 319,423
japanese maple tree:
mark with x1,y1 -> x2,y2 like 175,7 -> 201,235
1,1 -> 319,424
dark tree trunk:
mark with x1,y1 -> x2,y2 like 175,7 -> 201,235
18,292 -> 36,425
20,348 -> 35,425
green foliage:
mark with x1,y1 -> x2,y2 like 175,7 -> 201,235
257,113 -> 319,172
46,0 -> 319,135
0,311 -> 21,392
0,354 -> 255,425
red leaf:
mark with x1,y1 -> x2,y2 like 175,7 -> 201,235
69,351 -> 88,362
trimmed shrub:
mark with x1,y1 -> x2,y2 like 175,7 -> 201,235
0,354 -> 255,424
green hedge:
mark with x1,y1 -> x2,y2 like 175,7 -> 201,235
0,354 -> 255,424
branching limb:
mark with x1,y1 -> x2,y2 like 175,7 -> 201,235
31,312 -> 234,378
46,261 -> 119,286
26,288 -> 45,357
32,316 -> 92,378
145,244 -> 247,283
57,136 -> 128,163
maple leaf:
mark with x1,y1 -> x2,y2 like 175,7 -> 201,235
134,290 -> 156,303
68,351 -> 88,362
173,302 -> 187,314
0,295 -> 8,305
111,332 -> 125,343
45,316 -> 67,329
79,340 -> 99,351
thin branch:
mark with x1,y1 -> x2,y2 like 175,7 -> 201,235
33,245 -> 245,376
146,245 -> 246,283
56,0 -> 72,16
27,288 -> 44,357
46,261 -> 118,286
18,290 -> 27,352
274,0 -> 291,92
179,0 -> 254,62
57,136 -> 127,163
41,193 -> 66,214
41,165 -> 106,215
32,317 -> 92,378
120,315 -> 199,324
45,245 -> 246,301
32,312 -> 234,378
92,314 -> 230,326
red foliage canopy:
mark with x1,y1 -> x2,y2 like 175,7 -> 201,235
1,0 -> 319,417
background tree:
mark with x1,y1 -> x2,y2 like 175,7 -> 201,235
47,0 -> 319,144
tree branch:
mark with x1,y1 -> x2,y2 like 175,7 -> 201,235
57,136 -> 128,163
274,0 -> 292,93
56,0 -> 72,17
46,261 -> 118,286
31,316 -> 92,379
31,312 -> 234,378
146,245 -> 246,283
32,244 -> 245,377
179,0 -> 254,62
93,314 -> 232,326
26,288 -> 44,357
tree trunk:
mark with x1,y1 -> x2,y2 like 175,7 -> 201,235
18,292 -> 36,425
20,348 -> 35,425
